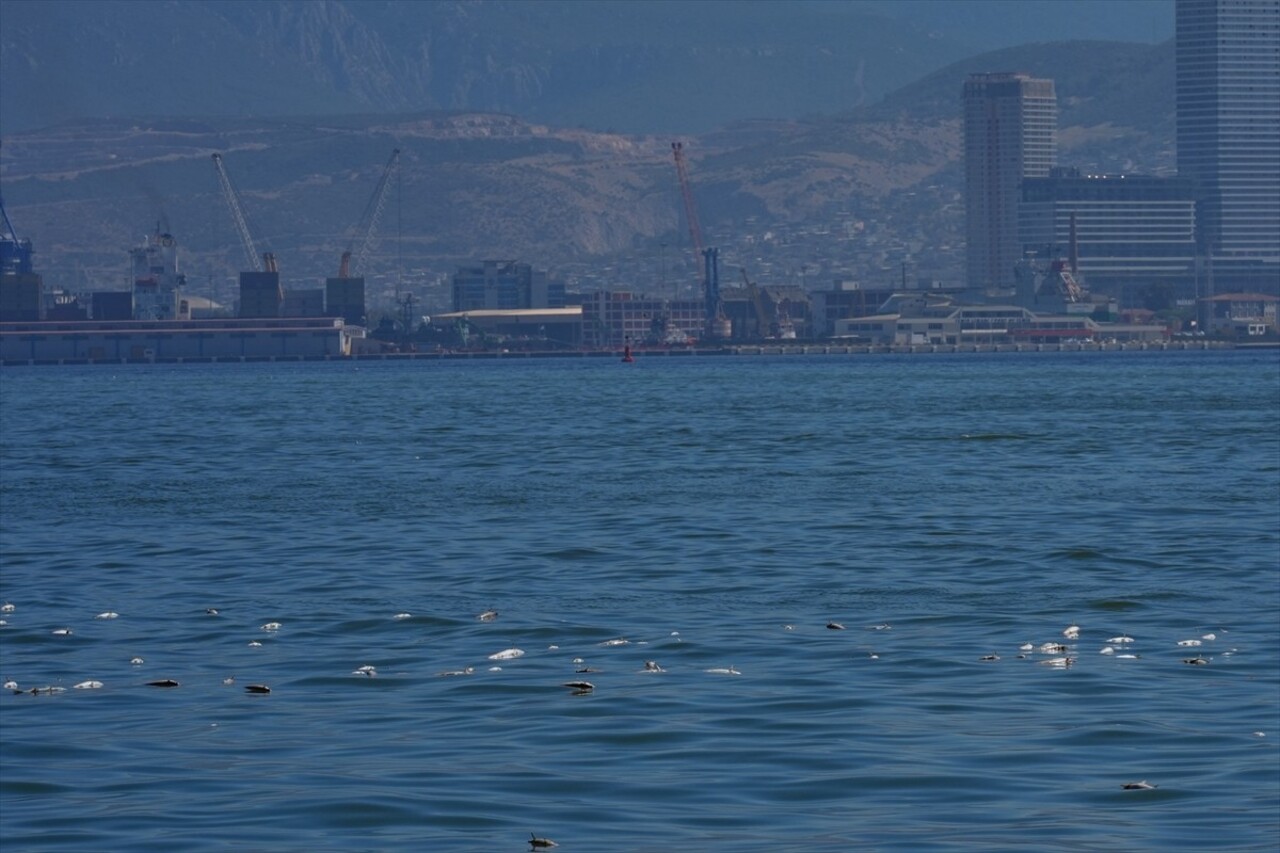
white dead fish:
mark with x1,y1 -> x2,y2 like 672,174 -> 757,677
247,641 -> 262,647
1178,639 -> 1202,647
95,611 -> 119,620
1039,657 -> 1074,668
642,660 -> 664,672
130,657 -> 145,665
979,654 -> 1000,662
488,648 -> 525,661
1107,636 -> 1135,644
477,610 -> 498,622
598,638 -> 629,647
563,681 -> 594,691
1039,642 -> 1068,654
827,621 -> 845,630
52,628 -> 73,636
260,622 -> 281,632
1183,657 -> 1209,665
705,666 -> 740,675
1122,780 -> 1157,790
437,667 -> 474,677
205,608 -> 219,616
1099,646 -> 1115,655
869,624 -> 892,631
392,612 -> 412,620
73,680 -> 104,689
3,680 -> 17,690
0,603 -> 14,613
1063,625 -> 1080,639
1202,633 -> 1217,641
1019,642 -> 1034,652
222,677 -> 235,685
529,834 -> 558,849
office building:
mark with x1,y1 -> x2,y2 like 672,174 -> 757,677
964,73 -> 1058,290
451,261 -> 564,312
1020,169 -> 1198,297
1177,0 -> 1280,290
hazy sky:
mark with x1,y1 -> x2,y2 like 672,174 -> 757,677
861,0 -> 1173,49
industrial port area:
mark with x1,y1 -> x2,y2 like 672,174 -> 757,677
3,60 -> 1278,366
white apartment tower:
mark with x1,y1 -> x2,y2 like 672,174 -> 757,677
964,73 -> 1057,290
1176,0 -> 1280,289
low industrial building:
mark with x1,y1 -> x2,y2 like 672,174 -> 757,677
834,304 -> 1168,345
0,317 -> 359,364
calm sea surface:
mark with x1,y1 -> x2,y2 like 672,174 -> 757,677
2,351 -> 1278,852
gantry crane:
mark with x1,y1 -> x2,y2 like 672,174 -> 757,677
340,149 -> 400,278
211,153 -> 263,272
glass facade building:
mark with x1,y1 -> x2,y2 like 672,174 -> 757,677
1176,0 -> 1280,290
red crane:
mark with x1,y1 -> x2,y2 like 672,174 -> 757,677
671,142 -> 705,261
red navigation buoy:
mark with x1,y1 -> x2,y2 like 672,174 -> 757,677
622,344 -> 634,363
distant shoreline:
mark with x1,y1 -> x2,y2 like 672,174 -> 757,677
5,339 -> 1274,367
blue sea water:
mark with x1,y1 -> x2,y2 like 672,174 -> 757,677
1,351 -> 1278,852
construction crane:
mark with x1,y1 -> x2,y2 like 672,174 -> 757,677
341,148 -> 400,278
672,141 -> 730,339
211,153 -> 263,272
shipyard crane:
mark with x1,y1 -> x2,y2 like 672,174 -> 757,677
340,149 -> 401,278
671,142 -> 705,261
211,153 -> 263,272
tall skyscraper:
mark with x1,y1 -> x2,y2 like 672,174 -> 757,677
964,73 -> 1058,290
1176,0 -> 1280,290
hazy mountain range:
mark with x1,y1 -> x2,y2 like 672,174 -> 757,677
0,1 -> 1176,306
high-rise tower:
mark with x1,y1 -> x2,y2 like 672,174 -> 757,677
964,73 -> 1058,290
1177,0 -> 1280,290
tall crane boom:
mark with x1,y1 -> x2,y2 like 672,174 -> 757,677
346,148 -> 401,277
671,142 -> 705,261
211,153 -> 261,272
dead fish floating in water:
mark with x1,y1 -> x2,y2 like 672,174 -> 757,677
436,667 -> 474,677
1063,625 -> 1080,639
827,621 -> 845,630
529,834 -> 558,849
979,654 -> 1000,662
95,611 -> 119,620
477,609 -> 498,622
244,684 -> 271,694
147,679 -> 181,688
1122,781 -> 1157,790
73,680 -> 104,690
488,648 -> 525,661
51,628 -> 73,636
1183,657 -> 1209,665
260,622 -> 281,632
598,638 -> 629,647
392,612 -> 412,621
563,681 -> 594,691
705,666 -> 741,675
642,660 -> 664,673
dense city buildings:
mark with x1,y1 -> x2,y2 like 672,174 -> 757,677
1176,0 -> 1280,291
963,72 -> 1058,290
1020,169 -> 1198,298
